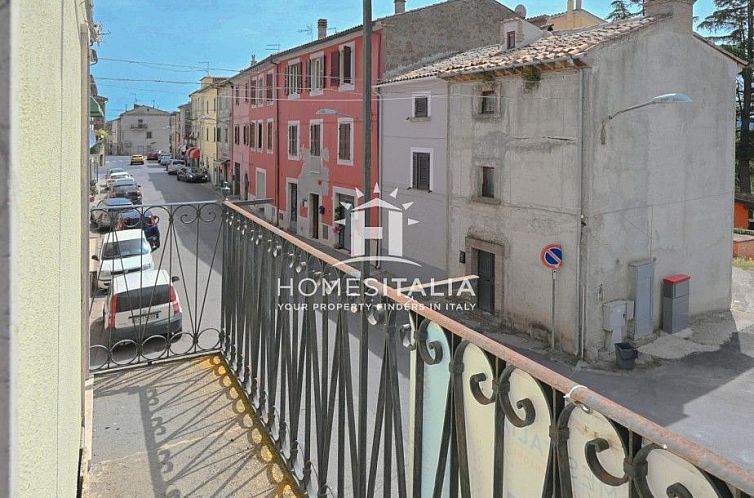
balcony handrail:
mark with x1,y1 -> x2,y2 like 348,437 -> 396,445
223,200 -> 754,494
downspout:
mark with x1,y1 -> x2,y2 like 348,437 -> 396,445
577,65 -> 590,360
375,28 -> 384,268
273,61 -> 281,226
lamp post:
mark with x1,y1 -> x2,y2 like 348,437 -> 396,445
600,93 -> 692,144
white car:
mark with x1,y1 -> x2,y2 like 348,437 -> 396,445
106,167 -> 125,178
106,171 -> 133,187
92,229 -> 154,289
167,159 -> 185,175
158,154 -> 172,166
104,269 -> 182,342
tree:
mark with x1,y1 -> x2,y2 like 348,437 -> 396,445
700,0 -> 753,193
606,0 -> 644,22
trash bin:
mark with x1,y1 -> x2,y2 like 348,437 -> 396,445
615,342 -> 638,370
662,274 -> 690,333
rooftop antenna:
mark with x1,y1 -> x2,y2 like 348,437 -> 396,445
198,61 -> 210,75
298,24 -> 314,40
265,43 -> 281,54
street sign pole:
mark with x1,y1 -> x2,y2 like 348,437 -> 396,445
551,269 -> 557,351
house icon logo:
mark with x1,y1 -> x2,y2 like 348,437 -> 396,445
334,183 -> 421,267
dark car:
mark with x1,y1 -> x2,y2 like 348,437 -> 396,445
146,151 -> 159,161
176,166 -> 191,181
186,169 -> 210,183
109,184 -> 143,204
91,197 -> 133,230
116,208 -> 161,250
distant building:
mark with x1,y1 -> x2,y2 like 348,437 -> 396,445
527,0 -> 604,31
169,111 -> 179,155
108,104 -> 170,156
190,76 -> 225,179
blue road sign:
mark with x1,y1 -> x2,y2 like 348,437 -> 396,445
541,244 -> 563,270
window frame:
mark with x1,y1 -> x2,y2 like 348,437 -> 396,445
336,117 -> 354,165
309,52 -> 325,95
255,167 -> 267,200
287,121 -> 300,160
267,119 -> 274,154
338,42 -> 355,91
257,121 -> 263,150
286,59 -> 302,98
309,119 -> 323,158
412,92 -> 431,119
409,147 -> 433,191
481,166 -> 495,199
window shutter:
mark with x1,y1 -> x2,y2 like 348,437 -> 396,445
331,51 -> 340,87
297,63 -> 303,93
251,79 -> 256,104
284,67 -> 290,95
343,46 -> 352,83
266,73 -> 273,101
305,60 -> 311,91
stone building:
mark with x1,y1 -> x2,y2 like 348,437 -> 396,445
387,0 -> 742,360
113,104 -> 170,155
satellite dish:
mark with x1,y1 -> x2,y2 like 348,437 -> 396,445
515,4 -> 527,18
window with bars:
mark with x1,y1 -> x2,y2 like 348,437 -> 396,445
481,90 -> 497,114
338,122 -> 351,162
310,123 -> 321,157
481,166 -> 495,198
267,121 -> 273,151
288,123 -> 299,158
413,95 -> 429,118
412,152 -> 431,191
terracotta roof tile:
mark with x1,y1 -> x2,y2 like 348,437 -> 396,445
382,17 -> 657,83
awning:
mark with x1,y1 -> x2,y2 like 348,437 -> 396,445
188,148 -> 201,160
89,96 -> 104,119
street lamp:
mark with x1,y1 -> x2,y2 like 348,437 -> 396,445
600,93 -> 692,144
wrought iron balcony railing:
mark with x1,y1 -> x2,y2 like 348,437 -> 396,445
87,200 -> 754,497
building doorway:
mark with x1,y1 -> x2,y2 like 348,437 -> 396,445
310,193 -> 319,239
289,183 -> 298,232
336,193 -> 355,252
477,249 -> 495,313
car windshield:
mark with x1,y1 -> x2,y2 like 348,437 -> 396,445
102,238 -> 151,259
116,284 -> 171,312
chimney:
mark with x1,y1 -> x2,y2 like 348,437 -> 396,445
645,0 -> 695,32
575,0 -> 582,9
394,0 -> 406,14
318,18 -> 328,39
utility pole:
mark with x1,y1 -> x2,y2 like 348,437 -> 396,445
357,1 -> 372,497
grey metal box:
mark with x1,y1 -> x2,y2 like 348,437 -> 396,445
663,279 -> 689,298
662,294 -> 689,333
630,260 -> 654,338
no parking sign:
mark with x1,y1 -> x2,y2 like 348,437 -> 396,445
540,244 -> 563,270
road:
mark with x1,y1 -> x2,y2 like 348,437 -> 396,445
89,155 -> 223,368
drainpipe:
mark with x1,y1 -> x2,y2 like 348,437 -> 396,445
577,66 -> 590,360
273,61 -> 281,226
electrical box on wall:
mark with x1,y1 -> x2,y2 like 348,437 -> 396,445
630,259 -> 654,338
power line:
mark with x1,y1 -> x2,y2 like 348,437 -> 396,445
98,57 -> 242,73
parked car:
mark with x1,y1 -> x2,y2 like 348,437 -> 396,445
158,154 -> 172,166
103,269 -> 182,342
106,171 -> 133,187
183,168 -> 210,183
176,166 -> 191,181
91,197 -> 133,230
130,154 -> 144,165
108,183 -> 143,204
146,151 -> 159,161
106,167 -> 125,178
92,229 -> 154,289
167,159 -> 185,175
116,208 -> 160,250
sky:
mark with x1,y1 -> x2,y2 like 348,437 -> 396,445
92,0 -> 718,120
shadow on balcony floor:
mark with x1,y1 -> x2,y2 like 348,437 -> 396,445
87,355 -> 300,498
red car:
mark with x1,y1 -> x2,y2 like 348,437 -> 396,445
146,151 -> 159,161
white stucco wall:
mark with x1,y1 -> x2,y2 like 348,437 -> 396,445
9,0 -> 89,495
381,78 -> 449,280
447,72 -> 582,351
581,22 -> 739,357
